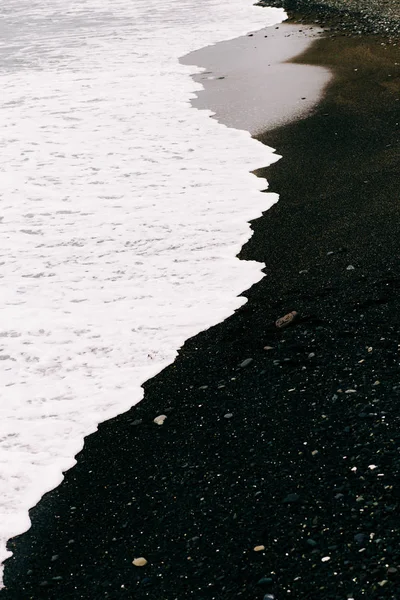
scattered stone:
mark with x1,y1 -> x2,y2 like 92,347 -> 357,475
258,577 -> 273,586
388,567 -> 398,574
308,352 -> 315,358
254,545 -> 265,552
51,555 -> 59,562
133,557 -> 148,567
275,311 -> 298,328
199,385 -> 208,390
130,419 -> 142,426
354,533 -> 367,545
283,493 -> 300,503
346,265 -> 355,270
263,346 -> 274,351
307,539 -> 318,547
239,358 -> 253,368
224,413 -> 233,419
327,251 -> 334,255
153,415 -> 167,426
321,556 -> 331,562
263,595 -> 275,600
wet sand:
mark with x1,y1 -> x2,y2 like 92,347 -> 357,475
181,23 -> 331,134
2,12 -> 400,600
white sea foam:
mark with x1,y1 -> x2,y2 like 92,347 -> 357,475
0,0 -> 285,583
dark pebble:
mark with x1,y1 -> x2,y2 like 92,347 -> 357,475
283,493 -> 301,503
239,358 -> 253,368
354,533 -> 367,544
258,577 -> 273,586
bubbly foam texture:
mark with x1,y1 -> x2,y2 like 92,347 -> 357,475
0,0 -> 285,582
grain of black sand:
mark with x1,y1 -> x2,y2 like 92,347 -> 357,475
2,6 -> 400,600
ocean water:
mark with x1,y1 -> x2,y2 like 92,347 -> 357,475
0,0 -> 285,584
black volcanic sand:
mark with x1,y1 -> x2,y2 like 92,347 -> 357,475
3,28 -> 400,600
260,0 -> 400,35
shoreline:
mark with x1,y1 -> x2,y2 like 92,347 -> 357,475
2,6 -> 400,600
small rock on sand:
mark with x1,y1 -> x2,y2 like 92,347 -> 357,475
254,545 -> 265,552
239,358 -> 253,368
275,311 -> 298,328
283,493 -> 300,503
153,415 -> 167,425
132,557 -> 148,567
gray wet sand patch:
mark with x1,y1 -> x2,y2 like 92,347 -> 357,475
181,23 -> 332,135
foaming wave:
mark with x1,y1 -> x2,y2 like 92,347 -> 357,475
0,0 -> 285,584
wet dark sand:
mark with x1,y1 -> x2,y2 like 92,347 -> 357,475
261,0 -> 400,35
2,14 -> 400,600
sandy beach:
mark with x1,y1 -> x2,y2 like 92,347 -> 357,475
2,3 -> 400,600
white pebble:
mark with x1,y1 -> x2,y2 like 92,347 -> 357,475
132,557 -> 148,567
254,545 -> 265,552
321,556 -> 331,562
153,414 -> 167,425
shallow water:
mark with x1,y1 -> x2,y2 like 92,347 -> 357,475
0,0 -> 285,584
